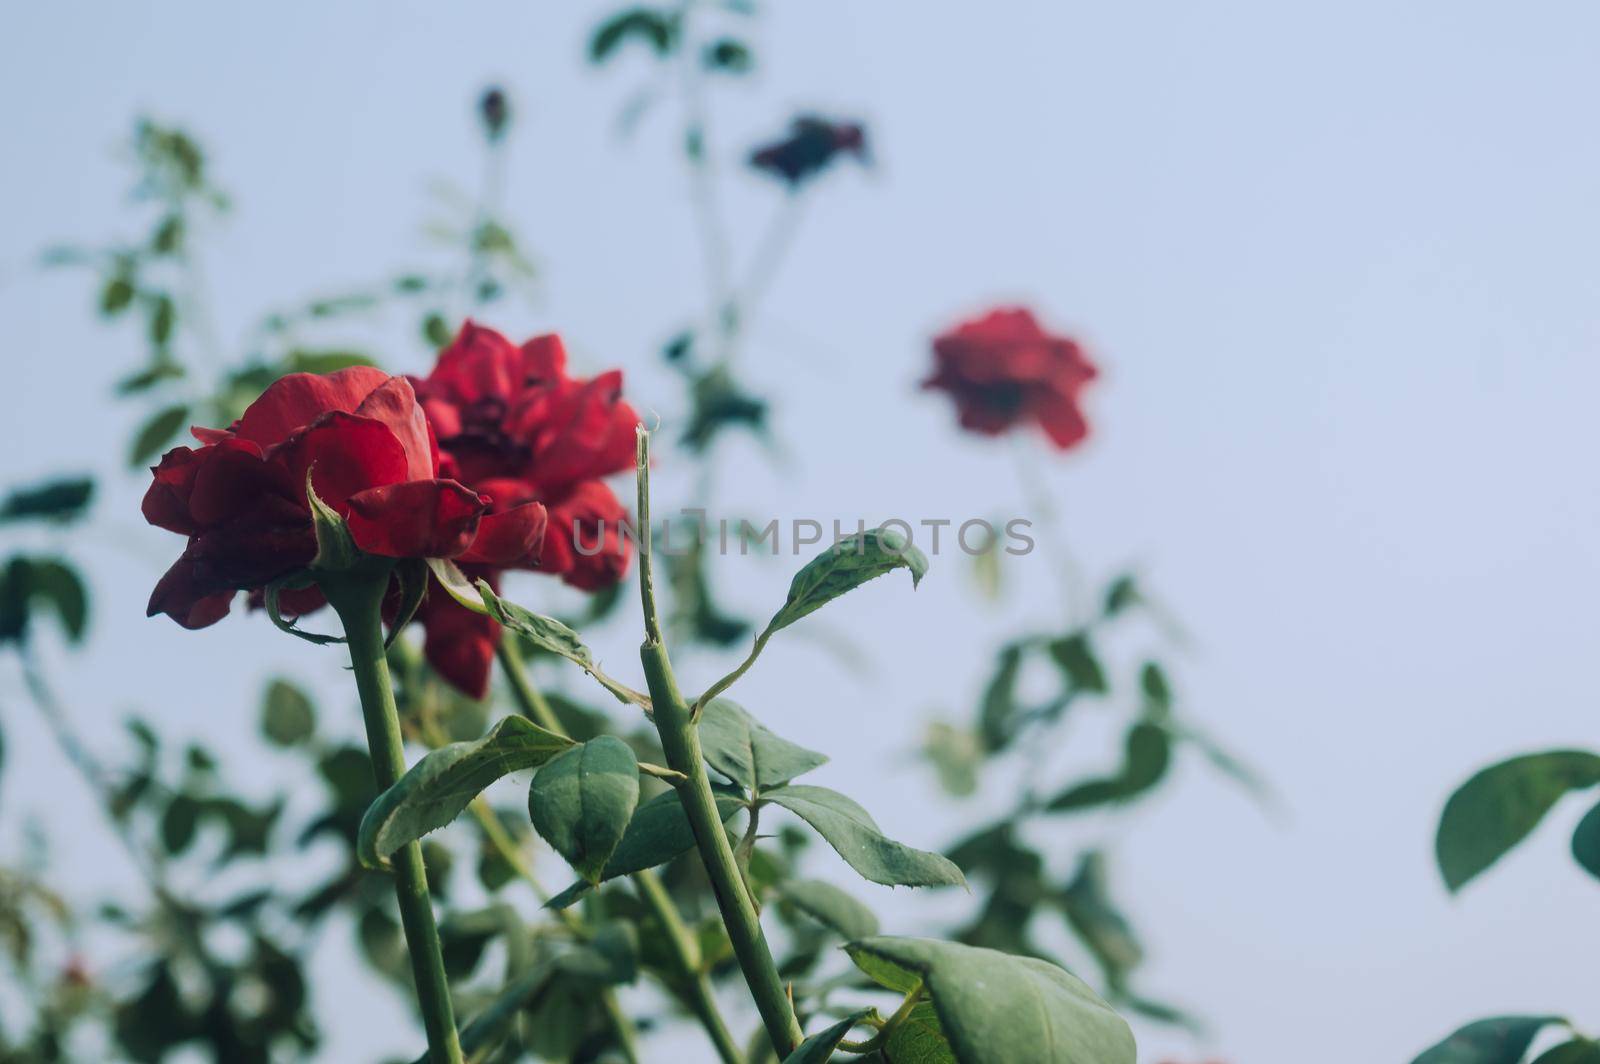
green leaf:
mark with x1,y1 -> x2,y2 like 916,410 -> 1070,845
1436,751 -> 1600,892
0,478 -> 94,525
1571,798 -> 1600,882
1045,723 -> 1171,813
1047,632 -> 1107,694
1055,853 -> 1142,986
286,349 -> 375,374
762,785 -> 965,889
25,560 -> 88,642
358,716 -> 574,866
887,1000 -> 956,1063
1102,574 -> 1140,617
527,737 -> 640,884
101,276 -> 135,315
703,37 -> 753,74
476,580 -> 648,707
129,404 -> 189,467
845,937 -> 1136,1064
767,526 -> 928,637
260,679 -> 316,747
923,722 -> 983,798
978,644 -> 1025,752
544,787 -> 746,909
783,1009 -> 874,1064
147,293 -> 176,345
1532,1041 -> 1600,1064
698,698 -> 827,791
590,7 -> 678,63
1410,1016 -> 1567,1064
778,879 -> 879,939
160,795 -> 200,855
422,312 -> 452,348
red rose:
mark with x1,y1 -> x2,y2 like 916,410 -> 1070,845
407,322 -> 641,696
142,366 -> 547,629
749,115 -> 868,187
923,306 -> 1098,450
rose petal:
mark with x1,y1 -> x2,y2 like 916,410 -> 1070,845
233,365 -> 392,447
141,446 -> 205,535
510,371 -> 640,487
274,412 -> 411,513
345,479 -> 486,558
147,554 -> 235,629
458,501 -> 548,566
418,580 -> 501,700
541,480 -> 631,588
519,333 -> 567,384
187,437 -> 282,527
427,320 -> 523,404
354,376 -> 436,481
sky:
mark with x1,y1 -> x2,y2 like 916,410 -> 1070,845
4,1 -> 1600,1061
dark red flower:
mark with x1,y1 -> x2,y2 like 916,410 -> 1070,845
407,322 -> 641,696
923,307 -> 1098,450
749,115 -> 868,187
142,366 -> 547,629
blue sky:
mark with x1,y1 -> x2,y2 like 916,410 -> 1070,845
4,2 -> 1600,1061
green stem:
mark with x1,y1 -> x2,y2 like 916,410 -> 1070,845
496,636 -> 562,732
495,632 -> 741,1064
635,427 -> 802,1059
324,569 -> 464,1064
634,872 -> 745,1064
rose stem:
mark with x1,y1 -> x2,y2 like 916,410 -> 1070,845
633,428 -> 804,1059
323,568 -> 464,1064
497,635 -> 745,1064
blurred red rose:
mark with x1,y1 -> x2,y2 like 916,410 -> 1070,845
923,306 -> 1098,450
408,321 -> 640,697
142,366 -> 547,629
749,115 -> 868,187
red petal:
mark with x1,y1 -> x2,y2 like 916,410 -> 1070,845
187,437 -> 281,527
418,583 -> 500,700
274,412 -> 411,514
345,479 -> 486,558
354,376 -> 436,481
426,320 -> 522,403
541,480 -> 631,588
1032,392 -> 1091,451
509,371 -> 640,488
458,501 -> 548,566
519,333 -> 567,383
233,366 -> 392,447
141,446 -> 205,535
147,554 -> 235,629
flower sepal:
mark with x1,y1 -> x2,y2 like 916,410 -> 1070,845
307,471 -> 359,573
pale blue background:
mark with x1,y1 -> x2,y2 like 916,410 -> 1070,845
4,2 -> 1599,1061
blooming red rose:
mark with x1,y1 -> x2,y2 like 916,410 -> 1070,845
406,322 -> 640,697
923,306 -> 1098,450
142,366 -> 547,629
749,115 -> 868,187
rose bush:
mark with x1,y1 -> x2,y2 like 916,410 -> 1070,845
142,365 -> 546,628
924,305 -> 1098,450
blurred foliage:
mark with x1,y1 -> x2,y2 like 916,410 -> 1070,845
923,570 -> 1268,1033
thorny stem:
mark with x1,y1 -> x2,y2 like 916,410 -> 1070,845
493,631 -> 742,1064
402,638 -> 642,1063
636,428 -> 804,1058
322,569 -> 463,1064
